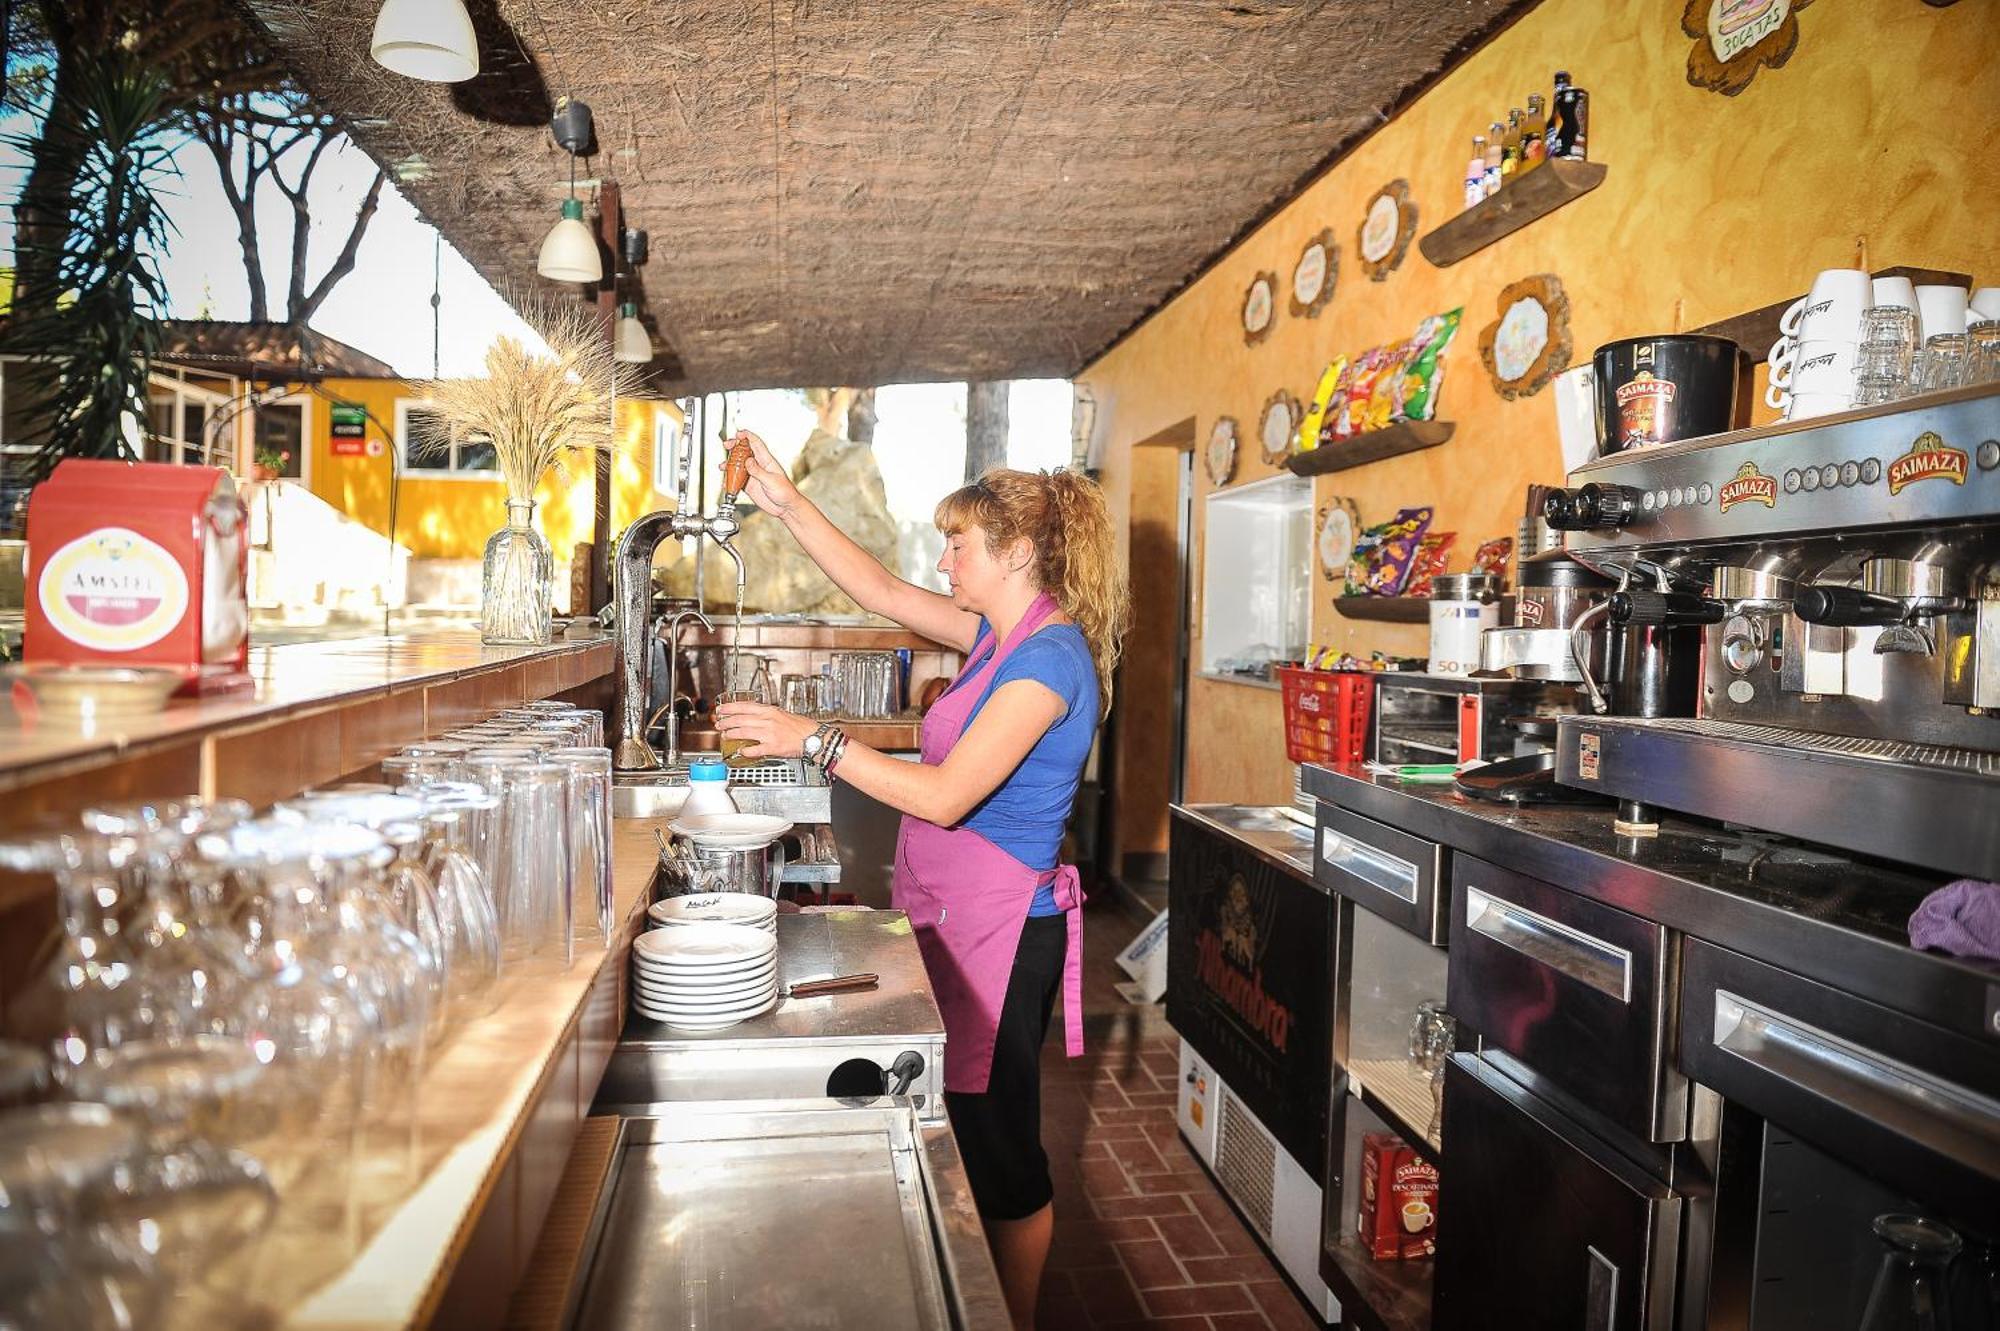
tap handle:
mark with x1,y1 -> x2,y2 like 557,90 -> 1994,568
1793,585 -> 1907,627
722,436 -> 753,498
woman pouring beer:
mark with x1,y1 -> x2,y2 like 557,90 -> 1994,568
714,430 -> 1129,1328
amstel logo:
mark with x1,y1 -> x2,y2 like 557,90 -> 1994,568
1717,461 -> 1777,512
1886,432 -> 1968,496
37,527 -> 189,652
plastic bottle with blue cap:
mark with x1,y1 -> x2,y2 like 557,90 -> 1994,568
680,755 -> 740,817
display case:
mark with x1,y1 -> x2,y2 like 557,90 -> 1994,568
1200,473 -> 1312,681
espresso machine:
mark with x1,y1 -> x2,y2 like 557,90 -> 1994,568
1537,383 -> 2000,878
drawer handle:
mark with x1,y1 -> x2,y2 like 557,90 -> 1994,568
1464,887 -> 1633,1003
1320,826 -> 1420,904
1713,990 -> 2000,1165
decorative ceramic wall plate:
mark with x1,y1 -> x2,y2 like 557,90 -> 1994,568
1258,389 -> 1302,465
1477,273 -> 1572,400
1683,0 -> 1814,96
1289,229 -> 1337,318
1242,271 -> 1278,346
1357,180 -> 1417,282
1205,416 -> 1239,487
1316,499 -> 1359,582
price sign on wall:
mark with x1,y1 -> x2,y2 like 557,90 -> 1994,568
330,403 -> 369,456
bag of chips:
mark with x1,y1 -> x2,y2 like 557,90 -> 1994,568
1404,531 -> 1457,598
1297,356 -> 1347,454
1348,506 -> 1435,596
1470,536 -> 1513,582
1397,308 -> 1463,422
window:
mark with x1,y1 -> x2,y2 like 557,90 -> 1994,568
255,400 -> 306,478
652,406 -> 679,494
0,358 -> 37,537
397,399 -> 497,475
144,370 -> 232,468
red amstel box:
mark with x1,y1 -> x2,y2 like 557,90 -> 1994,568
24,459 -> 249,683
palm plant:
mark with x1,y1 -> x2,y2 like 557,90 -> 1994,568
1,40 -> 177,480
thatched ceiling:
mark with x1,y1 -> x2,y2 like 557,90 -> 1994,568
241,0 -> 1533,393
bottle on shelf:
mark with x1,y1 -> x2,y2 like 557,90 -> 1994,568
1481,122 -> 1504,199
1464,134 -> 1488,210
1520,93 -> 1548,170
1547,70 -> 1589,161
1499,108 -> 1524,181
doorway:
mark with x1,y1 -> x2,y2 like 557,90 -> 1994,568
1109,421 -> 1196,909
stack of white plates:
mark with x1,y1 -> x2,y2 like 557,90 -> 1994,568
630,922 -> 779,1031
648,893 -> 777,935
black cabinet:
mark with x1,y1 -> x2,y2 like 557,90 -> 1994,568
1433,1055 -> 1682,1331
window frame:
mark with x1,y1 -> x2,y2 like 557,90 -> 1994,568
652,405 -> 681,495
395,397 -> 500,480
145,368 -> 235,469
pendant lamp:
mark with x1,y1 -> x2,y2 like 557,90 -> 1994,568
537,198 -> 602,283
614,304 -> 654,364
370,0 -> 479,83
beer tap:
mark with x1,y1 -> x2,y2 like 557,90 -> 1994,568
613,403 -> 754,771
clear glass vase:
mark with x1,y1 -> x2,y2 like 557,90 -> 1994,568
480,499 -> 553,646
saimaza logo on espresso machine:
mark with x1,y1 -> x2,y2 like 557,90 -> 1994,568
1886,432 -> 1969,495
1717,461 -> 1778,512
37,527 -> 191,652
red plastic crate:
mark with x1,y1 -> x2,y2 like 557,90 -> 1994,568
1276,666 -> 1374,766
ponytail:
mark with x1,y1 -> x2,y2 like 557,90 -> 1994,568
934,467 -> 1131,716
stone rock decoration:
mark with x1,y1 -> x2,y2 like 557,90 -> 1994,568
1205,416 -> 1239,487
1259,389 -> 1302,465
1289,229 -> 1337,319
1357,180 -> 1417,282
1242,271 -> 1278,347
1478,273 -> 1572,400
1682,0 -> 1815,97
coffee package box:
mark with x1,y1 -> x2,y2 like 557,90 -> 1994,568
1358,1131 -> 1439,1260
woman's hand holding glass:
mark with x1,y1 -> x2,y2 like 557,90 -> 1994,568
713,700 -> 820,760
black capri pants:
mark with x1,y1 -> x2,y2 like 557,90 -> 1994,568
944,912 -> 1069,1221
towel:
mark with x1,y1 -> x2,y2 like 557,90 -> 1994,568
1908,879 -> 2000,962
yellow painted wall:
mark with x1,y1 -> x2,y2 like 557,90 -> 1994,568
1079,0 -> 2000,811
303,377 -> 682,578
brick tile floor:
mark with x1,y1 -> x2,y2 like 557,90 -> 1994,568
1028,896 -> 1327,1330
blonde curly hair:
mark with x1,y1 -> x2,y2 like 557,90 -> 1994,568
935,468 -> 1131,715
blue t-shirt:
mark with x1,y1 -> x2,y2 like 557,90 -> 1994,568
951,620 -> 1098,915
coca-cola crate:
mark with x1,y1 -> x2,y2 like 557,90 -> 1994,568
1275,666 -> 1374,767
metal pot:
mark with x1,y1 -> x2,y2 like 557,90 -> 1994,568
661,837 -> 788,899
1592,334 -> 1745,455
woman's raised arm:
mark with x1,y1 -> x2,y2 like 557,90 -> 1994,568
734,430 -> 979,652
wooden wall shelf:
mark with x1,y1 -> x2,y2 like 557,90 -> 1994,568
1691,264 -> 1974,362
1333,596 -> 1431,624
1418,158 -> 1607,267
1285,420 -> 1454,477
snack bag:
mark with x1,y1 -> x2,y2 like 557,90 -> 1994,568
1363,342 -> 1409,434
1345,527 -> 1383,596
1297,356 -> 1347,454
1398,308 -> 1463,422
1330,352 -> 1376,441
1470,536 -> 1513,581
1404,531 -> 1456,598
1363,506 -> 1435,596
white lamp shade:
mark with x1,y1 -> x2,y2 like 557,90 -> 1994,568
371,0 -> 479,83
614,312 -> 654,364
538,208 -> 603,283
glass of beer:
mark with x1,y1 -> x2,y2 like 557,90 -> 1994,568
717,688 -> 764,767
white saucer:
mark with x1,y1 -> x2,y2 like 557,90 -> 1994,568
637,993 -> 780,1031
649,893 -> 778,929
632,972 -> 777,1003
634,986 -> 778,1016
669,813 -> 793,849
632,922 -> 776,967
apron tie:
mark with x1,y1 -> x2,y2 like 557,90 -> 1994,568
1050,864 -> 1086,1058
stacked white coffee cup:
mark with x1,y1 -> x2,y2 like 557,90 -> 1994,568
1769,270 -> 1999,421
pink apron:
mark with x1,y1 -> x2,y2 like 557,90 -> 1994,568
892,592 -> 1086,1094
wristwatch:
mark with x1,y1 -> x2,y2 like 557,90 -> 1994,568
802,723 -> 832,762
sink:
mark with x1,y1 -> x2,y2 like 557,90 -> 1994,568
614,759 -> 833,822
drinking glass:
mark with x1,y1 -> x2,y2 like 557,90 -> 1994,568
0,1102 -> 160,1327
718,687 -> 766,766
1915,333 -> 1970,393
0,827 -> 148,1066
502,762 -> 575,971
410,789 -> 504,1017
1966,320 -> 2000,385
0,1041 -> 49,1110
1858,1214 -> 1963,1331
382,753 -> 452,789
66,1036 -> 279,1303
781,674 -> 814,715
546,747 -> 614,948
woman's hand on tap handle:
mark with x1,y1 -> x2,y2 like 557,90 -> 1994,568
714,698 -> 816,760
723,430 -> 800,518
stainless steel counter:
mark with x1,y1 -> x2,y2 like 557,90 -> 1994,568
569,1102 -> 1007,1331
1174,802 -> 1319,881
